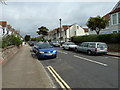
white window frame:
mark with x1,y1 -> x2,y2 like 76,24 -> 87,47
118,12 -> 120,24
112,13 -> 117,25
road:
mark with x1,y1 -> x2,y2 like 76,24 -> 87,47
41,47 -> 119,88
2,45 -> 119,88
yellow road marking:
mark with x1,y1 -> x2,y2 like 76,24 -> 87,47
47,66 -> 72,90
47,66 -> 65,89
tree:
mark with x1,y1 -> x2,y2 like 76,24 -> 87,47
37,26 -> 49,41
24,35 -> 30,42
37,26 -> 49,36
86,16 -> 108,35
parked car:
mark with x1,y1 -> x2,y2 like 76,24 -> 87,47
34,43 -> 57,59
62,42 -> 77,50
28,41 -> 38,46
50,41 -> 60,47
75,42 -> 108,55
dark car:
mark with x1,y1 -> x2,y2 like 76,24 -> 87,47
34,43 -> 57,59
28,41 -> 38,46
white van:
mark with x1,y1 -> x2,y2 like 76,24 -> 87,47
75,42 -> 108,55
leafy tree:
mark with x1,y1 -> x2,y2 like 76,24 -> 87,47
86,16 -> 108,35
24,35 -> 30,42
37,26 -> 49,36
37,26 -> 49,41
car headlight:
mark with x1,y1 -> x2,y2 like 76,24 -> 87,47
53,50 -> 57,53
39,51 -> 44,53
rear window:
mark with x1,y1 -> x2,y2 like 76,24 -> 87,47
97,43 -> 107,48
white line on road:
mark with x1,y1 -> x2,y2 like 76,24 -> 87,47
112,57 -> 119,59
74,55 -> 108,67
57,50 -> 68,54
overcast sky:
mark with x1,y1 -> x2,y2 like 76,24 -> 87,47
0,1 -> 118,37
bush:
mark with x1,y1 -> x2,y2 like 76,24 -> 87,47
2,34 -> 23,48
71,33 -> 120,44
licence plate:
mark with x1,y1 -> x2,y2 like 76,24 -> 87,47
100,49 -> 104,50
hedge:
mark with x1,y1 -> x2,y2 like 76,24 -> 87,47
71,33 -> 120,44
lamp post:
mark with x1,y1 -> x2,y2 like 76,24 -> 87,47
59,18 -> 62,45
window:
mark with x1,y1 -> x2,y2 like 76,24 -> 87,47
75,31 -> 76,35
65,31 -> 66,35
89,43 -> 95,48
7,30 -> 9,34
77,26 -> 79,29
3,28 -> 5,34
113,31 -> 117,33
118,13 -> 120,24
84,43 -> 89,47
112,14 -> 117,25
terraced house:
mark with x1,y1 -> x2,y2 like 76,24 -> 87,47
0,21 -> 23,40
46,24 -> 89,42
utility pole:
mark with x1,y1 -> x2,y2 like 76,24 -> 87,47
59,18 -> 62,45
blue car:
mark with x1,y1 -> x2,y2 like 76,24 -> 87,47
35,43 -> 57,59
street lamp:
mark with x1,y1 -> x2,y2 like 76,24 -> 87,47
59,18 -> 62,45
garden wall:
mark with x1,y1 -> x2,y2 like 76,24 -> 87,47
1,45 -> 20,65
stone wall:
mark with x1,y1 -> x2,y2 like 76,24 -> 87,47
108,43 -> 120,52
1,45 -> 20,65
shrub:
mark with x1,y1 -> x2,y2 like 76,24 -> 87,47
2,34 -> 23,48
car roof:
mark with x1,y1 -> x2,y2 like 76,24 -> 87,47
82,42 -> 106,44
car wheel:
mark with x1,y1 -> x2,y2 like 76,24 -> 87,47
87,50 -> 92,55
75,48 -> 78,52
54,55 -> 57,58
68,47 -> 71,50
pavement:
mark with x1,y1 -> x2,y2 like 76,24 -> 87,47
2,44 -> 55,88
107,51 -> 120,57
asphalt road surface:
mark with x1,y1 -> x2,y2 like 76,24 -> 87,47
41,47 -> 119,88
2,45 -> 119,88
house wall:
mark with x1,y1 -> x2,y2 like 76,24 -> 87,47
76,26 -> 86,36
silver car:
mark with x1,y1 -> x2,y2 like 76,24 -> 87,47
75,42 -> 108,55
62,42 -> 77,50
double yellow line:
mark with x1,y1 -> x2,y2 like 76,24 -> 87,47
47,66 -> 72,90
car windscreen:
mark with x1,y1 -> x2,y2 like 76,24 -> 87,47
97,43 -> 107,48
38,43 -> 53,49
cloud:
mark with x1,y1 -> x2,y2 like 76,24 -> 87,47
1,2 -> 116,37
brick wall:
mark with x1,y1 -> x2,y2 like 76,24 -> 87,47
108,43 -> 120,52
1,45 -> 21,65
